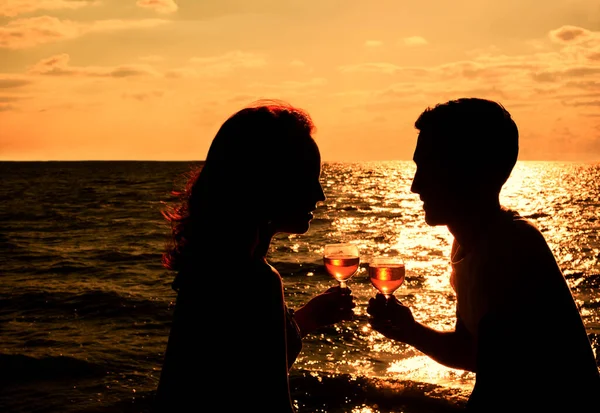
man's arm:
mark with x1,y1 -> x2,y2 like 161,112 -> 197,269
368,295 -> 477,372
407,314 -> 477,372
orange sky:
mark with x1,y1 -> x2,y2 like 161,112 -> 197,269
1,0 -> 600,161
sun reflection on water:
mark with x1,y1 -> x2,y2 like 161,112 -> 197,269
284,160 -> 599,402
387,355 -> 475,391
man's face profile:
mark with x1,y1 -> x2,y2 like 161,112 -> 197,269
411,130 -> 466,226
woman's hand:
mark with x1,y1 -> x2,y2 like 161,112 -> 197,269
293,286 -> 356,337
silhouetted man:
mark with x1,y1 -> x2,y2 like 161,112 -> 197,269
368,98 -> 600,412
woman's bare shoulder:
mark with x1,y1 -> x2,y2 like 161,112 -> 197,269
249,259 -> 285,291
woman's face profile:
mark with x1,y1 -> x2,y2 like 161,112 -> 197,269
268,139 -> 326,235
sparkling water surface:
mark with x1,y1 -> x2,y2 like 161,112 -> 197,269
1,161 -> 598,413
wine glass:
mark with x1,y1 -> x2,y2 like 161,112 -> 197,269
323,243 -> 360,289
368,256 -> 406,300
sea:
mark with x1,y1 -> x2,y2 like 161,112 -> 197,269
1,160 -> 599,413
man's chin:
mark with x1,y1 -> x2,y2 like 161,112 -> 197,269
424,214 -> 447,226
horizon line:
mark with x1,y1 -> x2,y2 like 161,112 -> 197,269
0,159 -> 598,163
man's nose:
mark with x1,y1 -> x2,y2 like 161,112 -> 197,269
410,172 -> 420,194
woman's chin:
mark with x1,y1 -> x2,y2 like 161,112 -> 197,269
284,222 -> 312,235
272,213 -> 314,235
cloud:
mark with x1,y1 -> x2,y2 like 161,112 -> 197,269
28,54 -> 160,77
288,59 -> 314,73
436,59 -> 538,81
90,19 -> 169,31
365,40 -> 383,48
339,26 -> 600,101
334,25 -> 600,127
565,80 -> 600,90
549,25 -> 596,44
226,94 -> 263,105
139,55 -> 165,62
532,66 -> 600,83
289,60 -> 306,67
165,51 -> 268,78
563,99 -> 600,107
189,51 -> 267,76
136,0 -> 178,14
164,68 -> 198,78
0,16 -> 170,49
339,62 -> 402,75
0,0 -> 98,17
249,77 -> 327,90
339,62 -> 428,76
0,95 -> 27,111
402,36 -> 428,47
122,90 -> 165,101
0,77 -> 33,88
243,78 -> 327,98
0,96 -> 26,102
465,45 -> 503,58
586,51 -> 600,61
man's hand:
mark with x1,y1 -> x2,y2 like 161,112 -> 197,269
367,293 -> 416,342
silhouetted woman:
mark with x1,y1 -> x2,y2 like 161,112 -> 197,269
153,100 -> 355,412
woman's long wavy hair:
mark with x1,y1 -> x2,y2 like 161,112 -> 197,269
161,99 -> 315,279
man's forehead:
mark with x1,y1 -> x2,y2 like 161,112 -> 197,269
413,130 -> 445,162
414,128 -> 470,159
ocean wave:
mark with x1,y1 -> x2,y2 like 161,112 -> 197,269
290,371 -> 469,413
90,251 -> 161,264
32,260 -> 95,275
275,261 -> 325,276
575,273 -> 600,289
0,353 -> 104,386
1,289 -> 171,322
5,372 -> 468,413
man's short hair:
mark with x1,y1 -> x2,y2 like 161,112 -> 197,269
415,97 -> 519,190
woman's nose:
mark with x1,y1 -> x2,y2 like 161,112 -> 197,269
316,184 -> 326,203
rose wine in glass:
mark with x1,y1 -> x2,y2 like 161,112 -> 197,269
368,256 -> 405,300
323,243 -> 360,289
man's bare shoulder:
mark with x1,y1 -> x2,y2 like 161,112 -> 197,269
491,209 -> 550,254
480,210 -> 559,289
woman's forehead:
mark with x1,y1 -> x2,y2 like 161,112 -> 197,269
287,149 -> 321,173
291,137 -> 321,161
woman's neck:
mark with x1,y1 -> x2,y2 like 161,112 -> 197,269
252,221 -> 275,261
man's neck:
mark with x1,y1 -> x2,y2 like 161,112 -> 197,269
447,198 -> 504,252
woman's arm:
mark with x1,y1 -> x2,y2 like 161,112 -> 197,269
243,265 -> 297,412
292,286 -> 355,338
